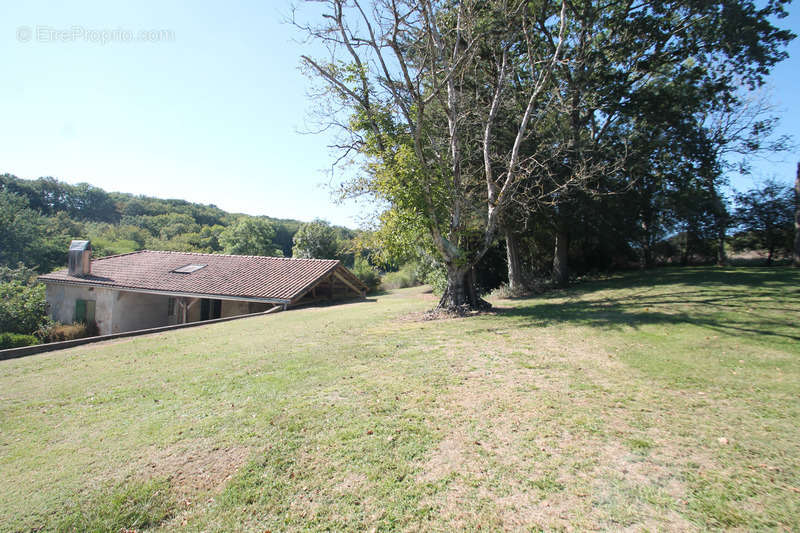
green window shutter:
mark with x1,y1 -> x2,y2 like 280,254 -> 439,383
75,300 -> 86,323
86,301 -> 96,324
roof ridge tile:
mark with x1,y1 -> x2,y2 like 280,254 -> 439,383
91,250 -> 147,262
137,250 -> 339,262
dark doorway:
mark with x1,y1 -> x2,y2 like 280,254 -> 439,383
201,298 -> 222,320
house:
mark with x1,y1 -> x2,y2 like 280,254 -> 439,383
38,241 -> 368,335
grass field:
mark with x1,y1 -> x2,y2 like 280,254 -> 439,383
1,267 -> 798,531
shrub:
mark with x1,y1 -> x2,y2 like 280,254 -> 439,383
351,256 -> 381,293
424,267 -> 448,295
381,262 -> 423,290
0,332 -> 40,349
489,280 -> 548,299
40,322 -> 99,343
489,283 -> 517,299
0,280 -> 48,335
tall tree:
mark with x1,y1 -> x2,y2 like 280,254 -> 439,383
297,0 -> 792,301
292,219 -> 342,259
219,217 -> 283,257
498,0 -> 792,285
733,179 -> 795,265
296,0 -> 571,309
540,0 -> 794,285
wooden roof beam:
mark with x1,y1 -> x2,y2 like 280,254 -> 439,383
333,269 -> 366,297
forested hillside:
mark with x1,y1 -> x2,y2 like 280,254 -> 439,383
0,173 -> 357,273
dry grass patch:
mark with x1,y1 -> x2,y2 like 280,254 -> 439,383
414,343 -> 701,530
140,439 -> 251,497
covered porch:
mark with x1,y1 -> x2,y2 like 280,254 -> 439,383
289,267 -> 367,307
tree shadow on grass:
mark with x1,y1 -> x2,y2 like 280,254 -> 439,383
496,267 -> 800,344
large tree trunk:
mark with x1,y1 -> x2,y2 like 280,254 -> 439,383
641,244 -> 652,269
794,162 -> 799,267
438,265 -> 491,311
552,227 -> 569,287
505,229 -> 524,293
640,220 -> 654,269
717,227 -> 727,266
680,232 -> 689,266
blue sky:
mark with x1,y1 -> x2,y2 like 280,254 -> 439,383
1,1 -> 798,228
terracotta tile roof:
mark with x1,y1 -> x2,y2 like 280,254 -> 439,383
38,250 -> 366,303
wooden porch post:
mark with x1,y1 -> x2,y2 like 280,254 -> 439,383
179,297 -> 200,324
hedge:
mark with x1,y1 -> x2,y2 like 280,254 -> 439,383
0,332 -> 40,350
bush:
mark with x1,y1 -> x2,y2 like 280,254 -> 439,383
0,279 -> 48,335
40,322 -> 99,343
424,267 -> 448,295
0,332 -> 40,349
489,277 -> 554,299
381,262 -> 424,290
351,256 -> 381,294
489,283 -> 518,299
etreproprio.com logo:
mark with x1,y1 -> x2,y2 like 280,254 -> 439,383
16,25 -> 175,45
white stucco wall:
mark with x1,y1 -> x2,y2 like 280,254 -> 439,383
45,284 -> 117,335
45,283 -> 271,335
111,291 -> 170,333
45,284 -> 170,335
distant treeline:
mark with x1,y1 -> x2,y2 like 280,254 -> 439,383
0,174 -> 357,273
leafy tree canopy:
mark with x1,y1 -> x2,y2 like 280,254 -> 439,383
292,219 -> 342,260
219,217 -> 284,257
733,179 -> 795,263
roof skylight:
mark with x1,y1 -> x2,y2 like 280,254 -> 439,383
172,263 -> 207,274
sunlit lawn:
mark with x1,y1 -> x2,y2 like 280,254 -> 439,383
1,266 -> 798,531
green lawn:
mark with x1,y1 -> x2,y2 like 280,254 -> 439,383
1,267 -> 798,531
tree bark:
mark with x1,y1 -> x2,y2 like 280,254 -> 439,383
505,229 -> 524,293
640,219 -> 653,269
467,267 -> 479,306
641,244 -> 652,269
552,227 -> 569,287
794,161 -> 799,267
717,227 -> 727,266
439,266 -> 467,309
438,265 -> 491,311
680,232 -> 689,266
